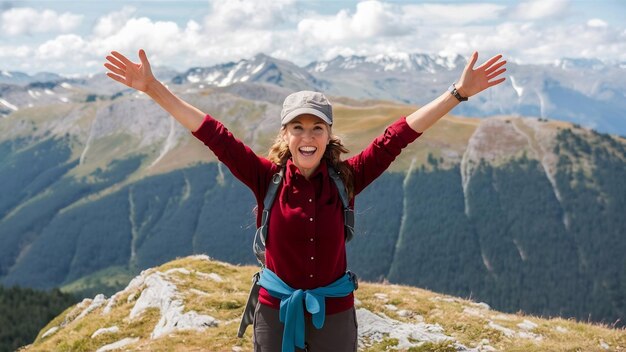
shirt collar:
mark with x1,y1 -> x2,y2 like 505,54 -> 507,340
285,159 -> 329,180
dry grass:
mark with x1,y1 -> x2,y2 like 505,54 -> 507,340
24,256 -> 626,352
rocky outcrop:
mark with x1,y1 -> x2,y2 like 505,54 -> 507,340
37,255 -> 219,350
25,256 -> 625,352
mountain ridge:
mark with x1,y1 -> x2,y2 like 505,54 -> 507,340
2,52 -> 625,135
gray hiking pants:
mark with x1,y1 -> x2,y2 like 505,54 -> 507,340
253,302 -> 358,352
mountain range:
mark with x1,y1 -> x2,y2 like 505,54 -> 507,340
2,52 -> 625,135
1,53 -> 625,330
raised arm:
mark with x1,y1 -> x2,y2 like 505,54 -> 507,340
104,49 -> 205,132
407,52 -> 507,133
104,49 -> 274,196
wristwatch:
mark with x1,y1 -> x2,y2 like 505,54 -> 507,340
448,83 -> 468,102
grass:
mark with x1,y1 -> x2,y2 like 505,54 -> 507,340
23,255 -> 626,352
60,265 -> 136,298
408,341 -> 457,352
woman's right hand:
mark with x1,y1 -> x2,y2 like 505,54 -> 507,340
104,49 -> 155,93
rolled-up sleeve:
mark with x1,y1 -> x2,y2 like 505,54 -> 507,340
191,114 -> 273,196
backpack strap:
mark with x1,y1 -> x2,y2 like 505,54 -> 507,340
253,168 -> 284,267
328,165 -> 355,242
237,271 -> 261,338
253,164 -> 354,267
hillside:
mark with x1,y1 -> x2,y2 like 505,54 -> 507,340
0,286 -> 77,352
2,53 -> 625,136
21,256 -> 626,352
1,85 -> 625,328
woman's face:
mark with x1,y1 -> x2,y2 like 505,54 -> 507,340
283,114 -> 330,178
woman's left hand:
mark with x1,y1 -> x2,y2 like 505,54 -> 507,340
455,52 -> 506,98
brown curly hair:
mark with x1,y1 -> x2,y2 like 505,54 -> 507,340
267,127 -> 354,199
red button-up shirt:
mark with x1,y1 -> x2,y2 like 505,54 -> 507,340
192,114 -> 421,314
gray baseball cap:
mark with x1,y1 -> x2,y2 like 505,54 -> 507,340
280,91 -> 333,126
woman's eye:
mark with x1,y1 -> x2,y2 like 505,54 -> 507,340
294,126 -> 303,130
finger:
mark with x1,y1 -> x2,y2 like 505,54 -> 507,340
485,60 -> 506,75
466,51 -> 478,70
138,49 -> 151,69
111,51 -> 134,67
106,54 -> 127,70
104,62 -> 125,76
487,68 -> 506,80
487,76 -> 506,87
106,72 -> 127,85
477,54 -> 504,71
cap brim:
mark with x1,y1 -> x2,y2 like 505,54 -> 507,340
281,108 -> 332,126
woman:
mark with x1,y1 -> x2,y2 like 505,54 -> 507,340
104,49 -> 506,352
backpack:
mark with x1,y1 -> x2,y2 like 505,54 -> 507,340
237,164 -> 356,337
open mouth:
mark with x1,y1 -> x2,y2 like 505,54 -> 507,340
299,146 -> 317,157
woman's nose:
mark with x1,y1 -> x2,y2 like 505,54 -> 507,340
302,129 -> 315,139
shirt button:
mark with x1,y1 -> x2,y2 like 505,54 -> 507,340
311,256 -> 314,260
309,198 -> 312,202
310,274 -> 314,278
310,238 -> 314,242
309,217 -> 313,222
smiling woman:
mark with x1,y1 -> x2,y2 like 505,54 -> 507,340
104,48 -> 506,352
282,115 -> 331,178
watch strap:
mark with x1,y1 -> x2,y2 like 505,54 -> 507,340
448,83 -> 468,102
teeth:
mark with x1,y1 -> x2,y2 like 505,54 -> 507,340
299,146 -> 316,152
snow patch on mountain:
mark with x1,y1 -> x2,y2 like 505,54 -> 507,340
555,58 -> 606,71
0,98 -> 18,111
251,63 -> 265,74
174,53 -> 323,91
27,90 -> 40,99
509,76 -> 524,98
307,52 -> 464,74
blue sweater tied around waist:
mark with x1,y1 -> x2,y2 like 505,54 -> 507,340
258,268 -> 357,352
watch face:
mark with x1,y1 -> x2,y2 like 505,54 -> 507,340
449,84 -> 466,101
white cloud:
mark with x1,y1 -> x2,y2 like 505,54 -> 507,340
205,0 -> 295,30
91,17 -> 194,61
512,0 -> 569,20
402,3 -> 506,25
298,1 -> 411,43
438,21 -> 626,64
88,11 -> 274,69
0,45 -> 30,58
0,1 -> 624,75
1,7 -> 82,35
349,1 -> 410,37
37,34 -> 86,60
587,18 -> 608,29
93,6 -> 137,37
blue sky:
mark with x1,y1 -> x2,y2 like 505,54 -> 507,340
1,0 -> 624,75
